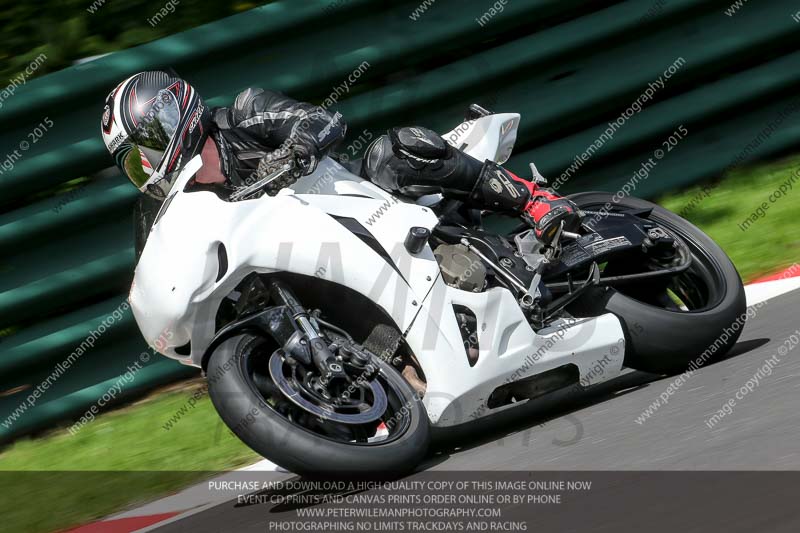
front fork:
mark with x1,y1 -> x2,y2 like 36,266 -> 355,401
267,280 -> 348,384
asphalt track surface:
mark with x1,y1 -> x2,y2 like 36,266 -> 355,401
152,289 -> 800,532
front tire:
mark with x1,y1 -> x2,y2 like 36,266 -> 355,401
568,192 -> 747,374
207,334 -> 430,477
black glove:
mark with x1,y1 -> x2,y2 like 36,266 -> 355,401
256,146 -> 290,174
254,144 -> 319,196
257,144 -> 318,176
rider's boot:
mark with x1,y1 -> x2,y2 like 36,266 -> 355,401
470,161 -> 583,248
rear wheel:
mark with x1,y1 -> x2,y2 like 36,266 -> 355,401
207,333 -> 430,477
568,192 -> 746,374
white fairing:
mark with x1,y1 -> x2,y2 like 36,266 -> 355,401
442,113 -> 520,164
131,117 -> 625,427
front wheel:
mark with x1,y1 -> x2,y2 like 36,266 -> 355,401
207,334 -> 430,477
568,192 -> 747,374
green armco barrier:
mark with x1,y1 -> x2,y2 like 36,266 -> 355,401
0,248 -> 134,326
530,51 -> 800,181
336,0 -> 708,127
1,0 -> 799,441
0,358 -> 197,441
0,0 -> 573,207
0,180 -> 137,251
0,297 -> 137,377
0,0 -> 378,123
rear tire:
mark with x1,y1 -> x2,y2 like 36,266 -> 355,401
568,192 -> 747,374
207,334 -> 430,477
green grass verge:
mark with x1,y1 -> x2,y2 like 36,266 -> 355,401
0,382 -> 259,533
657,154 -> 800,282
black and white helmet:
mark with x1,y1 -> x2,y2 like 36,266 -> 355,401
101,70 -> 211,199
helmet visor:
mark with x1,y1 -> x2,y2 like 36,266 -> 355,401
122,145 -> 155,189
122,145 -> 178,199
130,89 -> 181,154
120,89 -> 182,198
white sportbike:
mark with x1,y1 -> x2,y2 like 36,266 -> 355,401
131,109 -> 745,475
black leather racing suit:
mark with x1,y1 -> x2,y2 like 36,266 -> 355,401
210,88 -> 347,187
204,87 -> 528,216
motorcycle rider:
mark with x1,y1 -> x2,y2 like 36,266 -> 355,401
101,70 -> 581,247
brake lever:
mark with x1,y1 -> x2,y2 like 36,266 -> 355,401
229,167 -> 289,201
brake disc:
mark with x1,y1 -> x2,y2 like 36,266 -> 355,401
268,351 -> 387,424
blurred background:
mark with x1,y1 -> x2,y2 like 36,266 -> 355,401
1,1 -> 799,530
